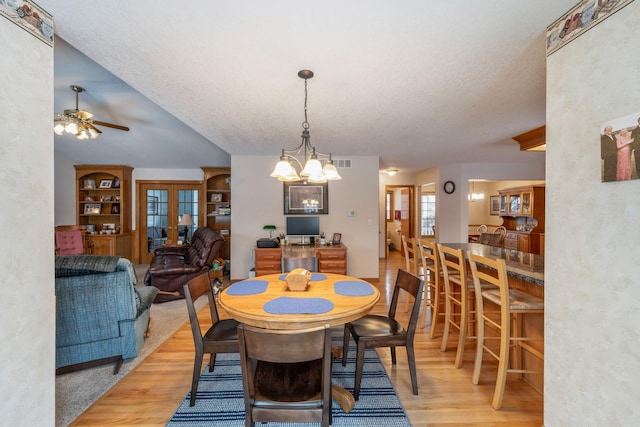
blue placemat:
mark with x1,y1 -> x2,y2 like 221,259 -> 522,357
334,280 -> 374,296
278,273 -> 327,281
225,280 -> 268,296
263,297 -> 334,314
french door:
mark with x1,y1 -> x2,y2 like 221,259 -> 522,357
138,182 -> 201,264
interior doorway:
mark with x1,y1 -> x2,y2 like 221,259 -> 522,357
137,181 -> 201,264
384,185 -> 415,259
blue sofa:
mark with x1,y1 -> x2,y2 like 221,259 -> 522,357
55,255 -> 159,373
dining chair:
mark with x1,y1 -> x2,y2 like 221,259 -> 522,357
418,239 -> 445,338
342,268 -> 423,399
437,243 -> 482,368
55,225 -> 90,255
183,271 -> 240,406
468,252 -> 544,409
238,323 -> 333,427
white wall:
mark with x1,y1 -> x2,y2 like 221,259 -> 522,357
231,155 -> 379,280
0,19 -> 55,426
54,150 -> 77,226
545,2 -> 640,425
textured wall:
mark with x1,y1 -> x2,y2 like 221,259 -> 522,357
545,2 -> 640,425
0,18 -> 55,426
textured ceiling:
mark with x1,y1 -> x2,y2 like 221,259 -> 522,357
41,1 -> 577,173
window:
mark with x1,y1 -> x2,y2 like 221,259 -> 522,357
421,194 -> 436,236
385,191 -> 393,221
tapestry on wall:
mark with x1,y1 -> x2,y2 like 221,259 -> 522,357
546,0 -> 634,56
600,111 -> 640,182
0,0 -> 53,46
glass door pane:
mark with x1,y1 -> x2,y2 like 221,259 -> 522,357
177,189 -> 199,244
146,189 -> 168,255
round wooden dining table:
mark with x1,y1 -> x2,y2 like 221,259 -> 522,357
218,272 -> 380,330
218,272 -> 380,412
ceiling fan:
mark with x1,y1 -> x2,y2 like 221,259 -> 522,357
54,85 -> 129,140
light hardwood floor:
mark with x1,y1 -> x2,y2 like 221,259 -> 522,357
68,251 -> 542,427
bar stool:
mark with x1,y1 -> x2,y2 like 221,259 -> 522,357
468,253 -> 544,410
437,244 -> 476,368
402,236 -> 423,311
417,239 -> 444,337
401,235 -> 422,277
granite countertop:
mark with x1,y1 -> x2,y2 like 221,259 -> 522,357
440,242 -> 544,285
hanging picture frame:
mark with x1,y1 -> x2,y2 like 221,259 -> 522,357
283,182 -> 328,215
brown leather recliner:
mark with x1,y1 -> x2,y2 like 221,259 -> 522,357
144,227 -> 225,303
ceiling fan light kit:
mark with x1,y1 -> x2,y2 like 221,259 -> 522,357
54,85 -> 129,140
270,70 -> 341,183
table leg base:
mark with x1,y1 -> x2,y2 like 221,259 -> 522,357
332,384 -> 355,413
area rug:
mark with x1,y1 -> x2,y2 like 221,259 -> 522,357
167,341 -> 412,426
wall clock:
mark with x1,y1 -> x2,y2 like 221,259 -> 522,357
443,180 -> 456,194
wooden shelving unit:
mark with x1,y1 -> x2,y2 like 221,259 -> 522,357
75,165 -> 133,258
202,167 -> 231,261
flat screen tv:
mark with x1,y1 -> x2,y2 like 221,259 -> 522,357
286,216 -> 320,245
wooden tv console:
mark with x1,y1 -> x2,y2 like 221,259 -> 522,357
254,244 -> 347,276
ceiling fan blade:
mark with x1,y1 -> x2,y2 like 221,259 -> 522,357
92,120 -> 130,132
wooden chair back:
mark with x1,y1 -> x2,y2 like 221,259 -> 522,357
183,271 -> 239,406
401,235 -> 421,276
389,269 -> 424,334
238,323 -> 333,426
418,239 -> 444,336
437,243 -> 474,367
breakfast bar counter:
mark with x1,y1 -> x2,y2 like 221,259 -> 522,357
441,242 -> 543,284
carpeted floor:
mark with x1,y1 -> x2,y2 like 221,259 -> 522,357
55,264 -> 214,427
167,339 -> 412,426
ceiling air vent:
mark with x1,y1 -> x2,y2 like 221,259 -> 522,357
334,159 -> 351,168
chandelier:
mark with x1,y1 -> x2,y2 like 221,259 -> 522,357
270,70 -> 341,183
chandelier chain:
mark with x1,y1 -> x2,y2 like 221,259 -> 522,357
302,77 -> 309,130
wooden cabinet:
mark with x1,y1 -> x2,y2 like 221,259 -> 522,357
254,248 -> 283,277
316,244 -> 348,274
498,186 -> 544,222
202,167 -> 231,260
75,165 -> 133,258
497,185 -> 545,255
254,244 -> 348,277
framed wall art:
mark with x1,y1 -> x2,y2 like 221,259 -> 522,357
490,196 -> 501,215
283,182 -> 328,215
600,110 -> 640,182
